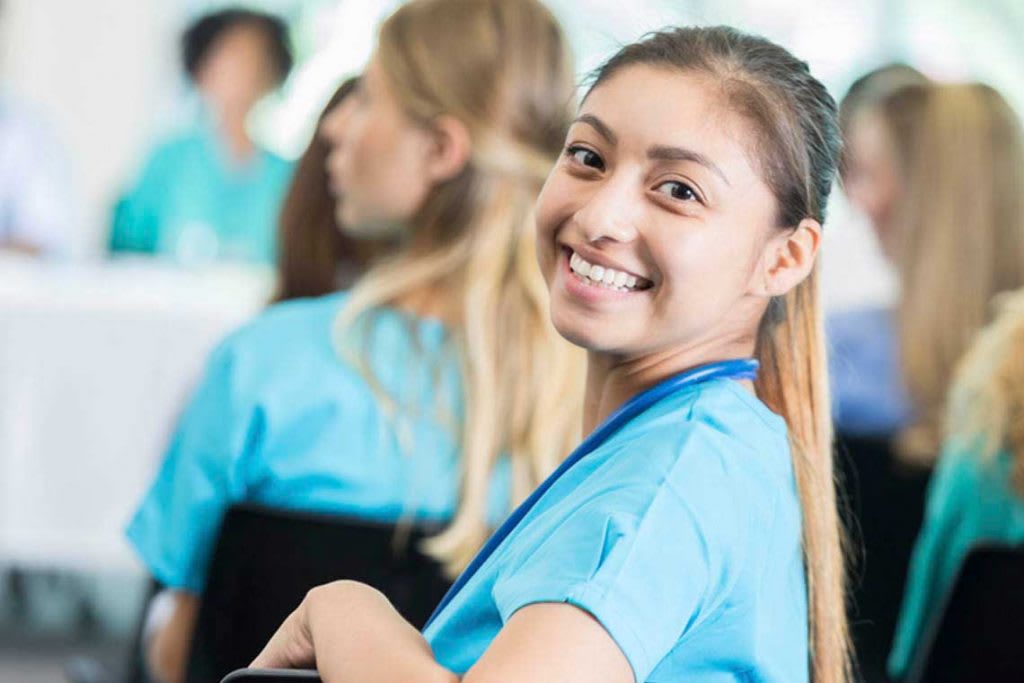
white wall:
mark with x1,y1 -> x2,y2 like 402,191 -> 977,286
2,0 -> 182,257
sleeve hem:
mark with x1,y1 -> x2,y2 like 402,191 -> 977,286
124,518 -> 204,594
496,584 -> 653,683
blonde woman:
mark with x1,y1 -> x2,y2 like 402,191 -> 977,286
125,1 -> 582,681
889,288 -> 1024,679
835,82 -> 1024,458
254,25 -> 851,683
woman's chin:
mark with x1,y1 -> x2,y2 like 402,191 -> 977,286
550,310 -> 623,355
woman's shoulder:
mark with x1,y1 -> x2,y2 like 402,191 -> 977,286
206,292 -> 350,389
226,292 -> 349,353
582,379 -> 797,535
621,378 -> 790,472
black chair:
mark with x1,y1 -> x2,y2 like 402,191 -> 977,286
905,545 -> 1024,682
836,433 -> 932,682
184,503 -> 451,683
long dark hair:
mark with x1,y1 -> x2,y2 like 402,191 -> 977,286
590,26 -> 849,682
272,77 -> 386,302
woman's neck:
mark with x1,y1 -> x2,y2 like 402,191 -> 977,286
582,333 -> 757,436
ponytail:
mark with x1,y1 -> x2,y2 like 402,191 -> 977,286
755,269 -> 850,681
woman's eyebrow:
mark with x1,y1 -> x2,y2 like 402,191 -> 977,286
572,113 -> 617,145
647,145 -> 731,186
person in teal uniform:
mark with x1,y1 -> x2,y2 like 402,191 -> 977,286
888,288 -> 1024,680
125,1 -> 583,681
252,22 -> 852,683
109,9 -> 294,264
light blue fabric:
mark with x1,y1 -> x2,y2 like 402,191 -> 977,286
888,440 -> 1024,680
425,379 -> 807,682
110,115 -> 293,264
126,292 -> 509,592
828,306 -> 913,435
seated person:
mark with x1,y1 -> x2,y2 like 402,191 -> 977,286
110,9 -> 293,264
125,5 -> 583,680
889,288 -> 1024,680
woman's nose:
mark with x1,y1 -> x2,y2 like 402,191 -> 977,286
574,176 -> 641,244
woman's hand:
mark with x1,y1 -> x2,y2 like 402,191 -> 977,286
249,589 -> 318,670
251,580 -> 457,683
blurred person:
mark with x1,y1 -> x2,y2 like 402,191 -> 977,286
272,77 -> 391,302
1,0 -> 73,255
836,79 -> 1024,458
830,63 -> 929,438
109,8 -> 293,265
835,78 -> 1024,681
888,288 -> 1024,680
125,0 -> 584,681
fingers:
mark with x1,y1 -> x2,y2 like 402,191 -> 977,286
250,608 -> 316,670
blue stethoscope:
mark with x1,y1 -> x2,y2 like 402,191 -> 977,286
425,357 -> 760,627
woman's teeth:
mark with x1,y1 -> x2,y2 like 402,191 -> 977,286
569,251 -> 644,292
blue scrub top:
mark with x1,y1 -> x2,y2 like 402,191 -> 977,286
828,306 -> 914,436
126,292 -> 509,593
425,379 -> 808,682
888,441 -> 1024,680
110,116 -> 293,264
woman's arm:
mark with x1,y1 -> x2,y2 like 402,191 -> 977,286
147,592 -> 200,683
252,582 -> 633,683
463,603 -> 633,683
251,581 -> 456,683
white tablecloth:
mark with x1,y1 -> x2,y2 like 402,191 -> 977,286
0,256 -> 274,572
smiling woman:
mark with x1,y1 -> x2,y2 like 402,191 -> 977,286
251,24 -> 848,683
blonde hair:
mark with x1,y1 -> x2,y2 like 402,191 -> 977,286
888,83 -> 1024,460
334,0 -> 584,575
592,27 -> 850,682
946,288 -> 1024,493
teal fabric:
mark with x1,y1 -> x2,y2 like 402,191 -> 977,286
126,292 -> 509,592
888,441 -> 1024,680
110,117 -> 293,264
425,379 -> 808,682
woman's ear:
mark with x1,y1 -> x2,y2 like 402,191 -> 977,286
423,114 -> 472,183
755,218 -> 822,297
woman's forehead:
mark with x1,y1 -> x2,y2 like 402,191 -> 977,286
580,65 -> 765,187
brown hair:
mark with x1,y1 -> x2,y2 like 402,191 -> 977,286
272,77 -> 388,302
837,63 -> 928,178
335,0 -> 585,573
591,27 -> 850,681
885,83 -> 1024,460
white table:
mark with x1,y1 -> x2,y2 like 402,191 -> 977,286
0,256 -> 274,573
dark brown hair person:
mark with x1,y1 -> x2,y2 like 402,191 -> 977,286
273,77 -> 388,302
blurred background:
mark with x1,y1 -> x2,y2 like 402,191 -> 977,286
2,0 -> 1023,681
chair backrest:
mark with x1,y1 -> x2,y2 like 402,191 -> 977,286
184,504 -> 451,683
906,544 -> 1024,682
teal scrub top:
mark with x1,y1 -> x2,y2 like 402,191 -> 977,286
888,440 -> 1024,680
110,118 -> 293,264
425,379 -> 808,683
126,292 -> 509,593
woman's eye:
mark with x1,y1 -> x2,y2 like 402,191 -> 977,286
566,146 -> 604,171
654,180 -> 700,203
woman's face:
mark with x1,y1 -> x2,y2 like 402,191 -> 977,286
535,65 -> 785,361
195,23 -> 278,115
842,108 -> 903,262
320,57 -> 438,238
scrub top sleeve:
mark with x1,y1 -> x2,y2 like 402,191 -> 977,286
888,443 -> 978,680
125,341 -> 260,593
492,431 -> 743,681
